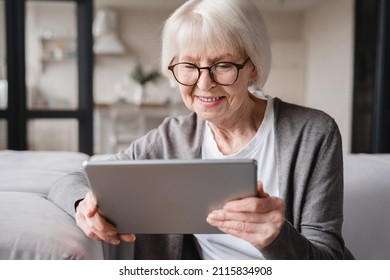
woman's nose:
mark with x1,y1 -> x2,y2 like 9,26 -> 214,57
196,69 -> 216,90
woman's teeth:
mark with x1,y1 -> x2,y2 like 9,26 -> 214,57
198,96 -> 223,102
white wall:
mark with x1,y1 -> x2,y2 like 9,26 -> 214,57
263,12 -> 306,105
303,0 -> 355,153
263,1 -> 354,153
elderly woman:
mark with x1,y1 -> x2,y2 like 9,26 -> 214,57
49,0 -> 344,259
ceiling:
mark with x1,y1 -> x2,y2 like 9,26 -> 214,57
95,0 -> 325,12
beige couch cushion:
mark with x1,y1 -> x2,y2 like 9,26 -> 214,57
343,154 -> 390,259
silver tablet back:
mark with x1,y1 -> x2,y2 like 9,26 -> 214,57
83,159 -> 257,234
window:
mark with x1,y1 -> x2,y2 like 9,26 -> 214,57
1,0 -> 93,154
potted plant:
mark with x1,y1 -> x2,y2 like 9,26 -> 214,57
130,64 -> 161,104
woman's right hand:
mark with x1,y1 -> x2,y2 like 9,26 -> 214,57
75,192 -> 136,245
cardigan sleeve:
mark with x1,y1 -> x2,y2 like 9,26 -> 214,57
261,100 -> 344,259
47,169 -> 91,218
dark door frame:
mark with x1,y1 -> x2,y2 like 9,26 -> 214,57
352,0 -> 390,153
3,0 -> 93,155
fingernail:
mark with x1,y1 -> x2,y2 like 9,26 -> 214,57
206,216 -> 216,225
208,210 -> 223,219
223,203 -> 234,210
207,212 -> 216,219
87,209 -> 95,217
111,239 -> 120,245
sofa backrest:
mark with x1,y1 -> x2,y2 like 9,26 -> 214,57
343,153 -> 390,259
0,150 -> 89,195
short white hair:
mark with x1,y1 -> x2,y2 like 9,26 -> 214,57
161,0 -> 272,89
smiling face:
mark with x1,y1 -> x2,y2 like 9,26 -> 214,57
176,46 -> 258,125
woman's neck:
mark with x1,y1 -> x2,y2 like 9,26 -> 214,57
208,96 -> 267,155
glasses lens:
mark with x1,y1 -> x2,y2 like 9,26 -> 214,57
170,61 -> 243,86
211,63 -> 239,85
173,63 -> 199,85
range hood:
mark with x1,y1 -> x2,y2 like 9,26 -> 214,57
93,8 -> 125,55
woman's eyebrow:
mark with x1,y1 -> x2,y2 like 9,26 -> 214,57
180,54 -> 235,63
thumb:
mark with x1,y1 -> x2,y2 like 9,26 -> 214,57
86,192 -> 98,218
119,234 -> 136,243
257,181 -> 270,198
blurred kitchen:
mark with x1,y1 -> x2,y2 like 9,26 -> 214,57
1,0 -> 388,155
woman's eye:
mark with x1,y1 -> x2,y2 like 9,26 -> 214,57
183,64 -> 197,70
215,63 -> 234,71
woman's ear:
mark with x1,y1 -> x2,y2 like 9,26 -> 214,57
250,65 -> 260,82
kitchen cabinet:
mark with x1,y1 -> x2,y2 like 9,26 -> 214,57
94,102 -> 189,154
40,36 -> 76,63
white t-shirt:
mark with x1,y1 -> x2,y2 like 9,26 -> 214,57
195,92 -> 279,260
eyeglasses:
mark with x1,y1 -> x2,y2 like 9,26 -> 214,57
168,57 -> 251,86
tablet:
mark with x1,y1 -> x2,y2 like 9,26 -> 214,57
83,159 -> 257,234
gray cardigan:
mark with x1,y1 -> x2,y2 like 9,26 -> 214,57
48,98 -> 344,259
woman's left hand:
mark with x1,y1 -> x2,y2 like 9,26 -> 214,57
206,181 -> 285,249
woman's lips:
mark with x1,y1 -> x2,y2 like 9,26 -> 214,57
196,96 -> 225,108
197,96 -> 225,103
198,96 -> 222,102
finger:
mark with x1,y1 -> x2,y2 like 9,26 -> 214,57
85,213 -> 119,239
87,211 -> 111,231
76,193 -> 123,245
85,192 -> 98,218
223,196 -> 282,213
76,214 -> 103,241
119,234 -> 136,243
89,225 -> 120,245
85,231 -> 103,242
82,194 -> 109,231
207,209 -> 267,224
75,197 -> 118,244
215,226 -> 278,249
82,210 -> 120,244
207,217 -> 258,234
75,201 -> 95,234
207,216 -> 283,249
257,181 -> 270,198
77,192 -> 96,218
208,208 -> 285,230
87,206 -> 98,218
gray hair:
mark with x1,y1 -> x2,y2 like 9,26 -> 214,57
161,0 -> 272,89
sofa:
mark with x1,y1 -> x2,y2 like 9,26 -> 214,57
0,150 -> 104,259
0,150 -> 389,259
342,153 -> 390,259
